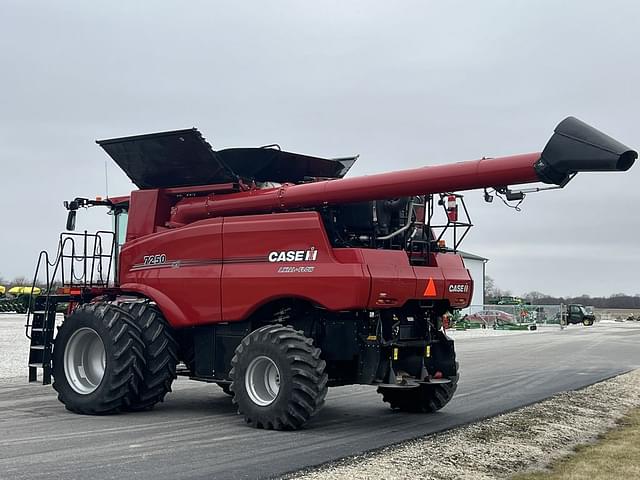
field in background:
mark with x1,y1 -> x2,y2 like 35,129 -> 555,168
594,308 -> 640,321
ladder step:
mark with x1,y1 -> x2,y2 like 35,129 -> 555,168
29,363 -> 49,368
29,349 -> 48,364
30,345 -> 45,350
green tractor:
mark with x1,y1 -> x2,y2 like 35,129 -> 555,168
488,296 -> 530,306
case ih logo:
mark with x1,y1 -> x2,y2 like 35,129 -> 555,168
448,284 -> 470,293
268,247 -> 318,262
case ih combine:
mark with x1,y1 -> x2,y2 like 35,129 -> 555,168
26,117 -> 635,430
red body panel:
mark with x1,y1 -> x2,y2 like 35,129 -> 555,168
358,250 -> 416,308
120,219 -> 224,327
220,213 -> 370,320
418,254 -> 474,309
118,211 -> 472,328
126,189 -> 172,242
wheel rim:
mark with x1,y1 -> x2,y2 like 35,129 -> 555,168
64,327 -> 106,394
245,355 -> 281,406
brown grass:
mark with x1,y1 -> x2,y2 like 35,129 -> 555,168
513,408 -> 640,480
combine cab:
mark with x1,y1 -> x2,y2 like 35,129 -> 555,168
25,117 -> 635,429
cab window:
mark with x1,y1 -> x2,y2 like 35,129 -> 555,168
113,210 -> 129,248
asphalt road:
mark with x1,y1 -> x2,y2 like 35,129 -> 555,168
0,322 -> 639,480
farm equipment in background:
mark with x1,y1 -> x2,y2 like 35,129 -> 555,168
556,304 -> 596,326
454,309 -> 537,331
488,296 -> 530,306
25,116 -> 634,430
0,286 -> 41,313
493,318 -> 537,331
452,314 -> 486,330
489,301 -> 547,324
466,309 -> 515,328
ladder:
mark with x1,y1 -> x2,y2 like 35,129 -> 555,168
25,231 -> 115,385
26,295 -> 67,384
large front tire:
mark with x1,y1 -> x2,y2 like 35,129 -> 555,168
230,325 -> 328,430
52,303 -> 145,414
120,301 -> 179,411
378,362 -> 459,413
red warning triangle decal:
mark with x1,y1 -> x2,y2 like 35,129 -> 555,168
423,278 -> 437,297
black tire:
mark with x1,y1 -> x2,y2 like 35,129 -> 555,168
120,301 -> 179,411
217,382 -> 234,396
230,324 -> 328,430
52,303 -> 145,414
378,362 -> 459,413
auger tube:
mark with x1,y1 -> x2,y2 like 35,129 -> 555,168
169,117 -> 636,225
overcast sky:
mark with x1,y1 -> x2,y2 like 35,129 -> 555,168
1,0 -> 638,297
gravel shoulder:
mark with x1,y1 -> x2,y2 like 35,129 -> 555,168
0,315 -> 30,381
288,369 -> 640,480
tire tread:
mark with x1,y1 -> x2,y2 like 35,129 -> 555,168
119,301 -> 178,411
230,324 -> 328,430
52,302 -> 145,415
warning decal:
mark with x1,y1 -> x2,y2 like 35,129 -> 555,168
423,278 -> 437,297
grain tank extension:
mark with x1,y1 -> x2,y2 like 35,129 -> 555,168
26,117 -> 635,430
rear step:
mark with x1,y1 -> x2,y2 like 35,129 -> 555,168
379,378 -> 453,389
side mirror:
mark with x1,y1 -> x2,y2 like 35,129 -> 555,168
66,210 -> 77,231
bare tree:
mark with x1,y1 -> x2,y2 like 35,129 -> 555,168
523,291 -> 547,301
484,275 -> 513,301
485,275 -> 496,298
11,276 -> 29,287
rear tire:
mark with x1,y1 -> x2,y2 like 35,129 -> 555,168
378,362 -> 459,413
230,324 -> 328,430
120,301 -> 179,411
52,303 -> 145,414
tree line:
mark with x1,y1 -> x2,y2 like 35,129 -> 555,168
0,275 -> 52,290
485,275 -> 640,309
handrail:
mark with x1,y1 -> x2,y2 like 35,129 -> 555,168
25,231 -> 117,339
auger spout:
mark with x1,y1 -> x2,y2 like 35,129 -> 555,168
168,117 -> 635,225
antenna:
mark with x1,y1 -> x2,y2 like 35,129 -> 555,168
104,159 -> 109,199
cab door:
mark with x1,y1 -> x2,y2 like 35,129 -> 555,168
568,305 -> 581,323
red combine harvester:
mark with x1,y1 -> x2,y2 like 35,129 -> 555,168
26,117 -> 635,430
